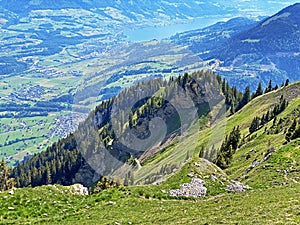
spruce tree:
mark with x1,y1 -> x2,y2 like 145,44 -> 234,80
265,80 -> 273,93
249,117 -> 260,134
0,158 -> 16,191
237,86 -> 251,111
286,119 -> 297,142
254,82 -> 263,98
285,79 -> 289,86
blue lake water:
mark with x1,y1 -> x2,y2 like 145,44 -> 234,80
123,16 -> 230,42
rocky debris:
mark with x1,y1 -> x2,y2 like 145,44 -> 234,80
8,207 -> 14,210
168,177 -> 207,198
244,160 -> 263,174
194,162 -> 201,167
244,148 -> 276,175
8,190 -> 14,195
108,201 -> 116,205
210,175 -> 218,181
69,184 -> 89,195
226,180 -> 251,192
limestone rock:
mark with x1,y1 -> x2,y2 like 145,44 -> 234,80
168,177 -> 207,198
69,184 -> 89,195
226,180 -> 251,192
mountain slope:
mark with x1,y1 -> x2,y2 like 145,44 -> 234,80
10,71 -> 233,187
9,74 -> 300,190
170,17 -> 258,58
217,3 -> 300,58
171,3 -> 300,89
164,80 -> 300,188
210,3 -> 300,87
1,82 -> 300,225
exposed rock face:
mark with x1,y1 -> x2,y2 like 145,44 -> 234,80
225,180 -> 251,192
73,162 -> 100,187
69,184 -> 89,195
168,177 -> 207,198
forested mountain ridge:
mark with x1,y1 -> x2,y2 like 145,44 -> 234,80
8,70 -> 299,189
10,70 -> 249,188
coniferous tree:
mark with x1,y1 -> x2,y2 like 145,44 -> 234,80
265,110 -> 270,123
265,80 -> 273,93
0,158 -> 16,191
285,79 -> 289,86
286,119 -> 297,142
249,117 -> 260,134
261,114 -> 266,126
236,86 -> 250,111
254,82 -> 263,98
46,164 -> 52,184
272,116 -> 277,127
214,126 -> 240,169
291,123 -> 300,140
230,126 -> 241,150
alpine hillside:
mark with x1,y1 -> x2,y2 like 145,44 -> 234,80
0,77 -> 299,225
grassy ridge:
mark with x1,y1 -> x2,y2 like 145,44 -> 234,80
1,183 -> 300,224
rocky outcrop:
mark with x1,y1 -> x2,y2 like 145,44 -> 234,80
168,177 -> 207,198
225,180 -> 251,192
68,184 -> 89,195
73,162 -> 100,187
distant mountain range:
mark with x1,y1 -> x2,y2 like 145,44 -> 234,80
0,0 -> 235,17
172,3 -> 300,88
217,3 -> 300,58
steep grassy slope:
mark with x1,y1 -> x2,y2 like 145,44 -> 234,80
136,81 -> 300,189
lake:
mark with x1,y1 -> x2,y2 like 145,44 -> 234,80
123,16 -> 231,42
